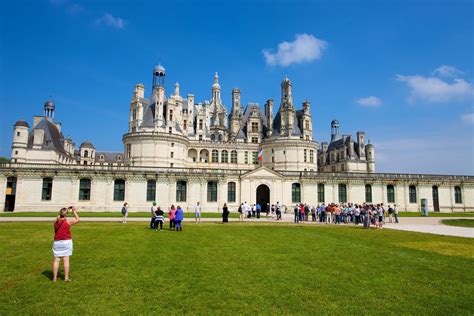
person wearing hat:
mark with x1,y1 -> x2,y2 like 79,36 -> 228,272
150,201 -> 158,229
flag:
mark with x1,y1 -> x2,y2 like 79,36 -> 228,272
258,146 -> 263,161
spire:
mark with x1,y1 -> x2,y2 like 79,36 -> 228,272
212,72 -> 220,88
174,82 -> 180,96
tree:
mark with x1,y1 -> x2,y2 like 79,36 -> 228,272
0,157 -> 10,164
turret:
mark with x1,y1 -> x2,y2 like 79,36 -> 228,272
366,141 -> 375,173
281,76 -> 293,109
174,82 -> 180,96
211,72 -> 221,103
151,64 -> 167,128
278,76 -> 296,137
301,100 -> 312,141
130,84 -> 145,132
79,141 -> 96,165
11,120 -> 29,163
44,100 -> 55,120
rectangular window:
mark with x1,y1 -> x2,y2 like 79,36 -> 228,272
227,182 -> 236,202
251,137 -> 258,144
310,150 -> 314,163
126,144 -> 131,158
176,181 -> 187,202
244,151 -> 248,164
317,183 -> 325,203
114,179 -> 125,201
338,184 -> 347,203
170,152 -> 174,158
409,185 -> 417,203
199,119 -> 203,130
79,179 -> 91,201
212,150 -> 219,163
199,135 -> 203,141
42,178 -> 53,201
365,184 -> 372,203
304,149 -> 307,162
292,183 -> 301,203
454,186 -> 462,204
252,151 -> 258,164
183,120 -> 187,130
251,122 -> 258,133
387,185 -> 395,203
207,181 -> 217,202
230,151 -> 237,163
146,180 -> 156,201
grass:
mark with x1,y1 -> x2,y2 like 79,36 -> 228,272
441,219 -> 474,228
0,222 -> 473,315
398,212 -> 474,217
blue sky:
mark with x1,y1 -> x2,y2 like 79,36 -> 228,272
1,0 -> 473,174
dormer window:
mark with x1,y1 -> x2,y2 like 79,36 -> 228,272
117,156 -> 122,161
100,155 -> 104,160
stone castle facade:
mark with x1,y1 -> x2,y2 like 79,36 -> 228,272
2,64 -> 473,213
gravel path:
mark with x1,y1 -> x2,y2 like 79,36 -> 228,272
1,215 -> 472,238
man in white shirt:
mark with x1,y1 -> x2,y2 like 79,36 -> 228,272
194,202 -> 201,223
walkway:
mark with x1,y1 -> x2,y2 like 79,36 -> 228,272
1,215 -> 472,238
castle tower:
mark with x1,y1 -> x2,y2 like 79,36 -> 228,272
151,64 -> 166,129
331,119 -> 340,142
211,72 -> 221,104
366,141 -> 375,173
11,120 -> 29,163
279,76 -> 295,136
129,83 -> 145,132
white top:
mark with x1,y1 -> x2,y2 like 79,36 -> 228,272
194,205 -> 201,213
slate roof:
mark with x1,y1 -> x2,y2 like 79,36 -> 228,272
27,118 -> 69,155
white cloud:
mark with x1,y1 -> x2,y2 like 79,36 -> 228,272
262,33 -> 327,67
356,96 -> 382,107
462,113 -> 474,124
432,65 -> 464,78
396,73 -> 473,103
96,13 -> 126,29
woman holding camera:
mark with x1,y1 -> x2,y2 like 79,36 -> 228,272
52,206 -> 80,282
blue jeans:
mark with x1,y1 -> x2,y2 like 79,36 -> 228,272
175,220 -> 182,231
395,214 -> 399,223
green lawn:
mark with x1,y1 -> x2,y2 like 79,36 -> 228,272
441,219 -> 474,228
398,212 -> 474,217
0,222 -> 473,315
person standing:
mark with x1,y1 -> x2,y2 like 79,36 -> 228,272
121,202 -> 128,224
238,203 -> 244,221
294,204 -> 300,223
155,206 -> 165,231
169,205 -> 176,230
150,201 -> 158,229
251,204 -> 256,218
52,206 -> 80,282
388,205 -> 394,223
394,204 -> 399,223
276,201 -> 282,220
194,202 -> 202,224
175,206 -> 184,231
222,203 -> 229,223
256,203 -> 261,219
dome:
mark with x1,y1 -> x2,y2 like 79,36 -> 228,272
153,64 -> 166,76
80,141 -> 95,149
44,100 -> 55,109
331,119 -> 340,126
14,119 -> 29,128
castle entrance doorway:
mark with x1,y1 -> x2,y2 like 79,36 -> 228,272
256,184 -> 270,212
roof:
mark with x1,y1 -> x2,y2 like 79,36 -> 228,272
96,151 -> 124,163
80,141 -> 95,149
27,118 -> 68,155
14,120 -> 29,128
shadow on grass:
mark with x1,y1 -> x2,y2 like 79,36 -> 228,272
42,270 -> 56,281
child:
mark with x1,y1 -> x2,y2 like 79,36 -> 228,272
169,205 -> 176,230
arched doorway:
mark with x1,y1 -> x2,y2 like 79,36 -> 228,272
432,186 -> 440,212
256,184 -> 270,212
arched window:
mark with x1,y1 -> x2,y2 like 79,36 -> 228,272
292,183 -> 301,203
207,181 -> 218,202
114,179 -> 125,201
387,185 -> 395,203
212,150 -> 219,163
338,184 -> 347,203
365,184 -> 372,203
84,150 -> 88,158
454,186 -> 462,204
79,178 -> 91,201
231,150 -> 237,163
317,183 -> 325,203
227,182 -> 236,202
221,150 -> 228,163
146,180 -> 156,201
409,185 -> 417,203
42,177 -> 53,201
176,181 -> 187,202
211,134 -> 216,141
